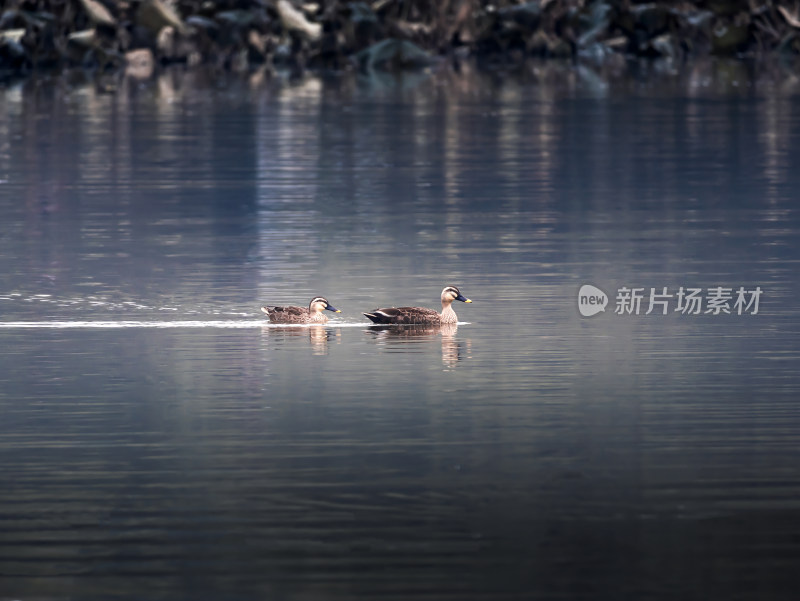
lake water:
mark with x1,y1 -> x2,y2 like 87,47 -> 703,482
1,62 -> 799,600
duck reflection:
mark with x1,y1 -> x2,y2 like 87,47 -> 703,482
366,323 -> 470,368
261,325 -> 338,355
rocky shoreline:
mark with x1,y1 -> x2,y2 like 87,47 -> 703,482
2,0 -> 800,80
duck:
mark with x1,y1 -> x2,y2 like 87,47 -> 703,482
363,286 -> 472,325
261,296 -> 341,324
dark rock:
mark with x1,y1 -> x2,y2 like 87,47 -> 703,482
62,29 -> 95,66
682,9 -> 714,30
711,19 -> 749,54
529,29 -> 573,58
0,30 -> 29,74
631,4 -> 669,37
348,2 -> 378,27
577,1 -> 612,49
247,29 -> 268,63
578,41 -> 614,64
346,2 -> 381,48
497,1 -> 541,29
650,33 -> 680,59
778,32 -> 800,55
272,42 -> 292,65
353,38 -> 433,71
215,10 -> 258,29
0,9 -> 22,30
548,37 -> 573,59
702,0 -> 749,18
186,15 -> 220,38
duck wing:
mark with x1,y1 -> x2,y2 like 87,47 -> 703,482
362,306 -> 440,325
262,305 -> 309,323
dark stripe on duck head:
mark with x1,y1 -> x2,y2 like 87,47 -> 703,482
308,297 -> 327,309
444,285 -> 471,303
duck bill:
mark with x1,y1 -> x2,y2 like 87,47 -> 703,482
326,305 -> 341,313
456,295 -> 472,303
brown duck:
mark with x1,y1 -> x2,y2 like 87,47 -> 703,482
261,296 -> 341,324
363,286 -> 472,325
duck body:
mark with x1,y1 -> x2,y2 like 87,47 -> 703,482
261,296 -> 340,324
363,306 -> 443,325
363,286 -> 472,325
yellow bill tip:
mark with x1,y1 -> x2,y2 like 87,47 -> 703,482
465,299 -> 473,303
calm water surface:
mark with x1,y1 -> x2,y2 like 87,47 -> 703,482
1,64 -> 799,600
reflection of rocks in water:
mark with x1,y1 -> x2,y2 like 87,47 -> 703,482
367,323 -> 469,368
262,325 -> 337,355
